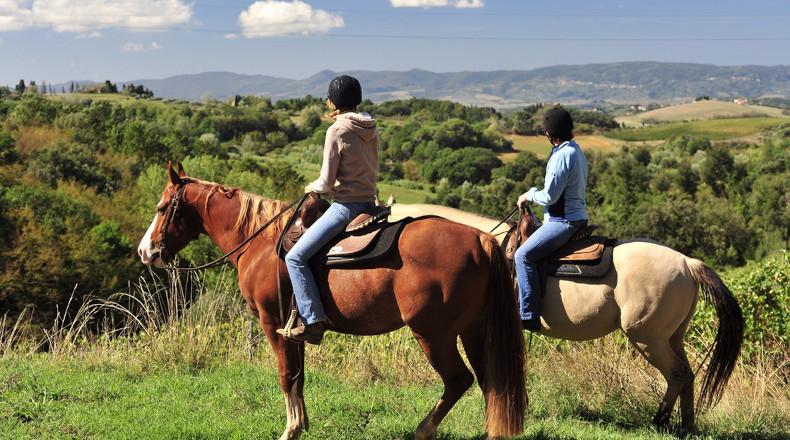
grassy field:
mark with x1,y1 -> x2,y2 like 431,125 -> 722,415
615,101 -> 789,127
2,332 -> 787,440
501,134 -> 623,162
1,267 -> 788,440
606,117 -> 787,143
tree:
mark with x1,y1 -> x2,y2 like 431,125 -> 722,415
492,151 -> 543,182
0,128 -> 18,164
510,104 -> 543,135
10,93 -> 60,125
699,146 -> 734,197
15,79 -> 26,94
421,147 -> 502,186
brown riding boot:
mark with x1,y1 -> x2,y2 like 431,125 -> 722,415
276,320 -> 327,345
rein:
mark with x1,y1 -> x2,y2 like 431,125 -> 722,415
161,185 -> 309,272
489,206 -> 519,234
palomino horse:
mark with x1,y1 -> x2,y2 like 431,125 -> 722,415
137,163 -> 526,440
390,202 -> 744,433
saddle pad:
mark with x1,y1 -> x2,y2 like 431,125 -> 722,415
324,218 -> 411,267
547,238 -> 617,278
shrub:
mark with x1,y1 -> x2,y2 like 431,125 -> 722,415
691,251 -> 790,360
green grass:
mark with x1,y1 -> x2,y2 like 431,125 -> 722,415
2,339 -> 787,440
606,117 -> 787,142
377,181 -> 433,204
1,270 -> 787,440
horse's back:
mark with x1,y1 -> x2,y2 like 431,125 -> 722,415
389,203 -> 509,240
542,239 -> 698,340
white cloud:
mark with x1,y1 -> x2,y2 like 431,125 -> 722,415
389,0 -> 484,7
0,0 -> 35,31
121,41 -> 162,52
238,0 -> 344,38
0,0 -> 192,33
222,33 -> 239,39
122,42 -> 146,52
76,31 -> 102,39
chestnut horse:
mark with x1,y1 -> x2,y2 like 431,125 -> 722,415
390,202 -> 744,433
137,163 -> 526,440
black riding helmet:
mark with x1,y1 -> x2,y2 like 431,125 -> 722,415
327,75 -> 362,110
542,107 -> 574,139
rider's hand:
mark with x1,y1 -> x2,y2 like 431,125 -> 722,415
517,193 -> 529,209
306,190 -> 319,199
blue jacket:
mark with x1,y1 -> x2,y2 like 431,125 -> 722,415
526,140 -> 588,222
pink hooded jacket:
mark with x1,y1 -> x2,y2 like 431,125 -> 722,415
305,112 -> 379,203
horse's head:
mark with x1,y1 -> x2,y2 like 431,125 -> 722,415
137,162 -> 203,268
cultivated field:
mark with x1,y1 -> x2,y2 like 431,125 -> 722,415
616,100 -> 789,127
501,134 -> 623,162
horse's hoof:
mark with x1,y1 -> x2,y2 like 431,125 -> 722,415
677,425 -> 695,438
651,413 -> 671,428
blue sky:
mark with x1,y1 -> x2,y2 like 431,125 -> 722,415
1,0 -> 788,89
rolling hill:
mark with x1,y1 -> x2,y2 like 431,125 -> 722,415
615,100 -> 790,127
120,62 -> 790,108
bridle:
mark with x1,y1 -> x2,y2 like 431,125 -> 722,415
153,179 -> 309,272
156,179 -> 192,264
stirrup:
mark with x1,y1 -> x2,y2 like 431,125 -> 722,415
277,308 -> 299,339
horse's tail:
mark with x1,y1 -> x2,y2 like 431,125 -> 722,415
685,257 -> 744,409
480,233 -> 526,437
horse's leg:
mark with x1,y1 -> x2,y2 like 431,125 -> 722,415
669,302 -> 698,434
261,322 -> 308,440
625,332 -> 694,430
412,333 -> 475,440
459,318 -> 486,394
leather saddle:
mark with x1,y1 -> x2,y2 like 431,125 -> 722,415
278,197 -> 409,268
504,211 -> 615,278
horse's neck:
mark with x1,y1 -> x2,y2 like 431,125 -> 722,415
190,188 -> 250,257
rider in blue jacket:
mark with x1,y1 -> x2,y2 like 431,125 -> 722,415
515,107 -> 588,332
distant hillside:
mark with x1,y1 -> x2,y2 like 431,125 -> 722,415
120,62 -> 790,108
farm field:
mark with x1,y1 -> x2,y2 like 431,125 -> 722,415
607,117 -> 787,142
615,100 -> 789,127
501,134 -> 623,161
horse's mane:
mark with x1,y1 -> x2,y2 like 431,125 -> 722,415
190,179 -> 292,242
234,191 -> 292,242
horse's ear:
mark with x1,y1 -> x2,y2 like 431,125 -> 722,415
176,162 -> 187,178
168,161 -> 182,185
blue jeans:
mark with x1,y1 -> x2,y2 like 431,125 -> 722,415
285,201 -> 375,325
514,219 -> 587,321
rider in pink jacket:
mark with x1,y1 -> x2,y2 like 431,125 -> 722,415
277,75 -> 379,345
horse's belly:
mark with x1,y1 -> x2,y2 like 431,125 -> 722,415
324,268 -> 405,334
540,277 -> 620,340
